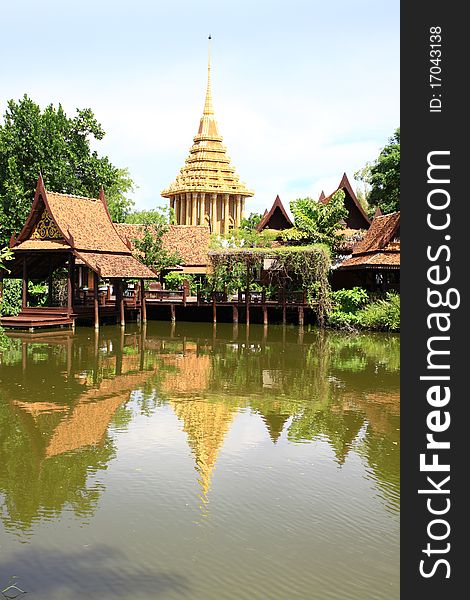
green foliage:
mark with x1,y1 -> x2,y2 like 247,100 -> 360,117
282,190 -> 348,248
208,245 -> 332,325
0,247 -> 13,271
240,212 -> 263,230
358,292 -> 400,331
132,224 -> 181,275
0,95 -> 135,246
0,279 -> 21,316
328,288 -> 400,331
163,272 -> 197,294
355,128 -> 400,214
126,206 -> 173,226
28,282 -> 48,307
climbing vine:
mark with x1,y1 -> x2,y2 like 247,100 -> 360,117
208,245 -> 332,326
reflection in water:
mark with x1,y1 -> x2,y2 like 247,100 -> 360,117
0,323 -> 399,599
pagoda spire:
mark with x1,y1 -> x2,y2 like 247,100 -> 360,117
204,35 -> 214,116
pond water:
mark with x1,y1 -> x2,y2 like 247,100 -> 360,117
0,323 -> 399,600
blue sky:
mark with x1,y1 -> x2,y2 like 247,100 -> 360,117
1,0 -> 399,215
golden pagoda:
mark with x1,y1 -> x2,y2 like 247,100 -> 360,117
161,39 -> 254,234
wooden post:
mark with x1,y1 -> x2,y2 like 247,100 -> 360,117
298,306 -> 304,327
263,305 -> 268,326
22,257 -> 28,309
67,255 -> 74,315
93,272 -> 99,329
140,279 -> 147,323
212,296 -> 217,324
246,304 -> 250,326
282,305 -> 286,325
233,305 -> 238,324
170,304 -> 176,322
47,257 -> 53,306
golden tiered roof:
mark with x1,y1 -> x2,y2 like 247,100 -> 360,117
161,44 -> 254,198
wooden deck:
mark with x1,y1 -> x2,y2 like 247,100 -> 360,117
0,289 -> 311,330
0,308 -> 75,330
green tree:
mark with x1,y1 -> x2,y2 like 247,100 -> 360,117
282,190 -> 347,249
240,212 -> 263,231
132,224 -> 182,277
126,206 -> 175,225
0,95 -> 135,246
355,128 -> 400,214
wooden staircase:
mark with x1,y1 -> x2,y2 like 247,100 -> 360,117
0,307 -> 74,330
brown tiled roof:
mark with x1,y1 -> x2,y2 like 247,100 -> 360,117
12,176 -> 157,279
352,212 -> 400,254
339,212 -> 400,270
340,251 -> 400,269
115,223 -> 210,267
76,251 -> 157,278
256,195 -> 293,231
13,240 -> 70,251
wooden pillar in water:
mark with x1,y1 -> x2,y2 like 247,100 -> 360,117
298,306 -> 304,327
93,272 -> 99,329
140,279 -> 147,323
232,305 -> 238,324
263,305 -> 268,326
212,298 -> 217,324
170,304 -> 176,322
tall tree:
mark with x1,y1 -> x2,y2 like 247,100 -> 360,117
0,95 -> 134,247
355,128 -> 400,214
282,190 -> 347,249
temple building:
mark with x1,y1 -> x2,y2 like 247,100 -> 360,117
161,45 -> 254,234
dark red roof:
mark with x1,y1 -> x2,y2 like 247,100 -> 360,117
256,195 -> 293,231
322,173 -> 371,230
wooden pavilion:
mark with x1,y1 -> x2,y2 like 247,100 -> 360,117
0,175 -> 157,330
333,212 -> 400,291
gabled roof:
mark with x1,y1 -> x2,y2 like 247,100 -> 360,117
256,195 -> 293,231
339,212 -> 400,270
12,176 -> 157,279
115,223 -> 210,267
322,173 -> 371,230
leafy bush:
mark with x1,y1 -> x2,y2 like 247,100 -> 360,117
163,272 -> 197,295
357,292 -> 400,331
328,288 -> 400,331
0,279 -> 21,316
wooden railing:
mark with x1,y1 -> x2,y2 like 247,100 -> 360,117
145,287 -> 187,306
197,289 -> 307,306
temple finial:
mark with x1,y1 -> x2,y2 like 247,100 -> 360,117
204,34 -> 214,115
